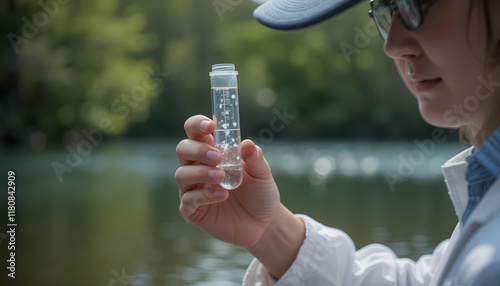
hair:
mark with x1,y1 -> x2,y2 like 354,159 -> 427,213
480,0 -> 500,66
459,0 -> 500,145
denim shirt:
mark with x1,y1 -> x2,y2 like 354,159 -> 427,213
462,127 -> 500,224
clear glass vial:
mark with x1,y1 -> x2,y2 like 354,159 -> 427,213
210,63 -> 243,190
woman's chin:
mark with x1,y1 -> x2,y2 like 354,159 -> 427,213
418,102 -> 462,129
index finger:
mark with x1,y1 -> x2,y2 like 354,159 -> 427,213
184,115 -> 215,145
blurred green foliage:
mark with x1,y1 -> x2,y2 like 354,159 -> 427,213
1,0 -> 438,148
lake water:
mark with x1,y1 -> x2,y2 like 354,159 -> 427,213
0,139 -> 466,285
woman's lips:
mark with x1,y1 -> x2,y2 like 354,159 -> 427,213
414,78 -> 442,93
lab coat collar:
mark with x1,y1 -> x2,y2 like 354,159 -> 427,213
434,147 -> 500,285
441,147 -> 474,221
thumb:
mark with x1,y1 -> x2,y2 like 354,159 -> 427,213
241,139 -> 272,179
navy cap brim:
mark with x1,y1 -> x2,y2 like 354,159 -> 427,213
254,0 -> 365,30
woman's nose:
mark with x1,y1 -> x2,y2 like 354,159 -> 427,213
383,14 -> 422,60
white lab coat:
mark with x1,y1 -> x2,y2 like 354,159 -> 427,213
242,147 -> 500,285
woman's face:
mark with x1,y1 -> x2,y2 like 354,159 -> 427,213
383,0 -> 500,135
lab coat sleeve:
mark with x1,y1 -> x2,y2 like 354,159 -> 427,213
242,215 -> 450,286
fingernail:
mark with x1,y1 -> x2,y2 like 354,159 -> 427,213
208,169 -> 222,181
206,150 -> 220,163
200,120 -> 211,132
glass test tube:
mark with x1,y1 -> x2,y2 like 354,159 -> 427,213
210,63 -> 243,190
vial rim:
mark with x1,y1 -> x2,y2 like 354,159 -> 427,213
210,63 -> 238,76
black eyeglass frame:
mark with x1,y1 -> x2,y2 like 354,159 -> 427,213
368,0 -> 428,40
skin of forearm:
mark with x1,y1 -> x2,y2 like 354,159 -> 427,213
245,203 -> 306,278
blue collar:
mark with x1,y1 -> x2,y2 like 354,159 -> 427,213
462,127 -> 500,223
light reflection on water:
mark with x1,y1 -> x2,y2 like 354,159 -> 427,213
264,140 -> 464,181
1,139 -> 463,285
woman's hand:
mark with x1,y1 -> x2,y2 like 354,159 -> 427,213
175,115 -> 281,248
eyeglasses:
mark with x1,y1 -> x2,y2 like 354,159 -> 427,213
368,0 -> 428,40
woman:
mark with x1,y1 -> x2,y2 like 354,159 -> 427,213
175,0 -> 500,284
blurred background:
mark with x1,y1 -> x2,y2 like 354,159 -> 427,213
0,0 -> 466,285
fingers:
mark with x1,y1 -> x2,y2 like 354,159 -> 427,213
177,115 -> 231,224
175,165 -> 225,194
184,115 -> 215,145
179,187 -> 228,223
176,139 -> 222,166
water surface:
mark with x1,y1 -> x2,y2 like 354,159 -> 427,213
0,139 -> 464,285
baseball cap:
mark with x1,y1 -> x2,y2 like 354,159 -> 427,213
253,0 -> 365,30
